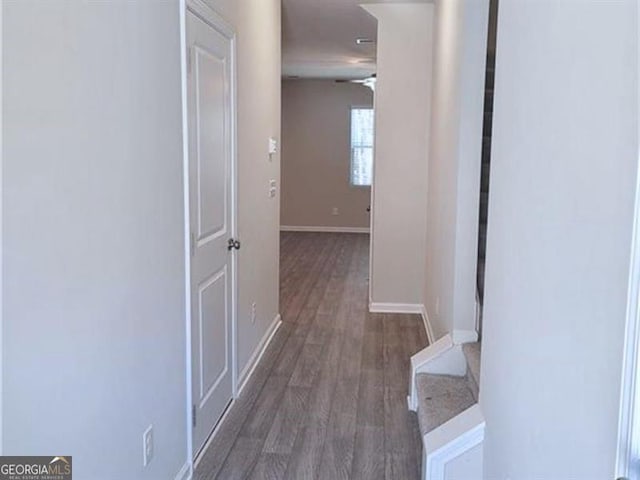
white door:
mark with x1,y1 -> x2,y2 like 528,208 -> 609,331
186,9 -> 236,457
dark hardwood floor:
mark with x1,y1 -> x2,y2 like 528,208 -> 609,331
195,232 -> 428,480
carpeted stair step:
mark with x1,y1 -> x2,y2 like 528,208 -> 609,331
416,373 -> 476,437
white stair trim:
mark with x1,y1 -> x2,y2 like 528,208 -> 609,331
423,404 -> 485,480
409,334 -> 470,410
452,329 -> 479,344
420,304 -> 436,345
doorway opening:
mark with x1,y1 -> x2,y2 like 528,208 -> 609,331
279,0 -> 376,248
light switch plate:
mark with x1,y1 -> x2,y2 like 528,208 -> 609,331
268,137 -> 278,155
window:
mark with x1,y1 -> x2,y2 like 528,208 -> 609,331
350,107 -> 374,186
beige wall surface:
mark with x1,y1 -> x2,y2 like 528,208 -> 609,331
364,3 -> 433,306
3,2 -> 188,477
424,0 -> 489,340
281,80 -> 373,229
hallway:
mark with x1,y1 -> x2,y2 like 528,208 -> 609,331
195,232 -> 428,479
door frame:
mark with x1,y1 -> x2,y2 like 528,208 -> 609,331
616,162 -> 640,479
180,0 -> 238,468
616,3 -> 640,476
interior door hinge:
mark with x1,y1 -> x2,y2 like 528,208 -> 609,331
190,232 -> 196,257
186,47 -> 192,74
192,404 -> 196,428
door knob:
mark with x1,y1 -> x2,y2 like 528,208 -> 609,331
227,238 -> 241,251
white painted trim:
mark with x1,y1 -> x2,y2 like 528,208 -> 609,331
409,340 -> 468,411
420,345 -> 467,378
409,335 -> 455,410
237,314 -> 282,395
616,6 -> 640,477
452,329 -> 478,345
280,225 -> 370,234
423,404 -> 485,480
174,461 -> 192,480
183,0 -> 238,465
369,302 -> 422,314
179,0 -> 193,471
420,304 -> 435,346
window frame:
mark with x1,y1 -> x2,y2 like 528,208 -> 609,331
349,105 -> 375,188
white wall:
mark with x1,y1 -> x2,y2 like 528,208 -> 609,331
364,3 -> 433,307
3,2 -> 187,478
480,0 -> 638,478
202,0 -> 282,383
0,0 -> 4,456
423,0 -> 489,340
2,0 -> 281,477
281,80 -> 372,230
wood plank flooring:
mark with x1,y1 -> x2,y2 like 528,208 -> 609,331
195,232 -> 428,480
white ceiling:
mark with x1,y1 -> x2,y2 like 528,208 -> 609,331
282,0 -> 431,79
282,0 -> 379,79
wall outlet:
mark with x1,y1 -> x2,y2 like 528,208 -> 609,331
332,207 -> 339,216
251,302 -> 257,324
143,425 -> 154,467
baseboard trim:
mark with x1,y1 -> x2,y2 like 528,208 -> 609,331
280,225 -> 370,234
237,314 -> 282,396
420,304 -> 436,346
174,461 -> 192,480
369,302 -> 423,314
